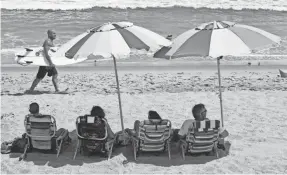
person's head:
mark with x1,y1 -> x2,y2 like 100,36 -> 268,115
148,110 -> 162,120
47,29 -> 56,40
192,103 -> 207,121
29,102 -> 39,114
90,106 -> 105,118
166,34 -> 172,40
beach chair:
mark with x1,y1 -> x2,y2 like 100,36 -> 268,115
179,120 -> 221,160
131,119 -> 172,161
21,114 -> 70,160
73,115 -> 115,160
279,69 -> 287,78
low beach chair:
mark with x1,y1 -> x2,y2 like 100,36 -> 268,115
279,69 -> 287,78
131,119 -> 172,161
21,114 -> 70,160
179,120 -> 221,160
73,115 -> 115,160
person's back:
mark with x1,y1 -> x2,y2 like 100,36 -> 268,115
127,110 -> 163,137
82,116 -> 106,139
27,102 -> 69,140
90,106 -> 114,140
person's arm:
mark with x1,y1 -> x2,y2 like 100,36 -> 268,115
43,40 -> 55,67
106,122 -> 115,139
178,120 -> 190,140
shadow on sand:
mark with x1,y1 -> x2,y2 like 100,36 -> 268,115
8,130 -> 231,168
119,141 -> 231,167
4,90 -> 71,96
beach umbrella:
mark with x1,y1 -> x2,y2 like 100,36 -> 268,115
57,21 -> 172,133
154,20 -> 281,127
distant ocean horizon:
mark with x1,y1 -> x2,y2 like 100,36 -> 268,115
2,0 -> 287,11
1,0 -> 287,64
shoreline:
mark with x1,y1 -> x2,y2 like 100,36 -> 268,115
2,59 -> 287,73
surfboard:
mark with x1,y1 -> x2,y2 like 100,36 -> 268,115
15,47 -> 88,66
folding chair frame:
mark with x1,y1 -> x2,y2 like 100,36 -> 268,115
179,139 -> 219,160
20,115 -> 69,161
73,115 -> 115,160
131,119 -> 172,161
179,120 -> 220,160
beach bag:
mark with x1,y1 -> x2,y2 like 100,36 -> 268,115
1,134 -> 27,154
11,133 -> 27,153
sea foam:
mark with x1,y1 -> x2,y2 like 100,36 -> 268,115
1,0 -> 287,11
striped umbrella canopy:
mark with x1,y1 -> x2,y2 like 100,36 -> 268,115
56,22 -> 171,137
56,21 -> 171,59
154,21 -> 281,127
154,21 -> 281,59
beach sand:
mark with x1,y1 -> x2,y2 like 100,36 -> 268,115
1,61 -> 287,174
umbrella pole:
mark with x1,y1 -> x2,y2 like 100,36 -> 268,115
112,54 -> 125,132
217,56 -> 224,127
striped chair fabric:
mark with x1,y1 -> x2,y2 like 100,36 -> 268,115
137,119 -> 171,152
186,120 -> 220,153
25,114 -> 56,150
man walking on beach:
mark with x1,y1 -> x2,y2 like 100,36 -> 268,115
27,29 -> 61,92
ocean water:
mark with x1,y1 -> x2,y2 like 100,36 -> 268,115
1,0 -> 287,64
2,0 -> 287,11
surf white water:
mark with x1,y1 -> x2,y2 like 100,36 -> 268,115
1,0 -> 287,11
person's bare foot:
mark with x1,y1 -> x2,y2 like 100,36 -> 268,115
55,88 -> 69,93
25,89 -> 34,93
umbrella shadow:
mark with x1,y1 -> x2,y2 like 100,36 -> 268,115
7,130 -> 231,168
5,90 -> 70,96
120,141 -> 231,167
8,130 -> 111,168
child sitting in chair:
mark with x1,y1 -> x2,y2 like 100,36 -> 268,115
1,102 -> 70,155
27,102 -> 70,148
28,102 -> 66,134
126,110 -> 162,137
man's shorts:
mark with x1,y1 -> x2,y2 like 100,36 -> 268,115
36,66 -> 58,79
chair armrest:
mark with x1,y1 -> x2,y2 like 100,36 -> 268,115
179,139 -> 187,145
56,129 -> 69,141
107,139 -> 115,145
130,135 -> 138,140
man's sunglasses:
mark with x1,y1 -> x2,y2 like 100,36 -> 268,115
201,109 -> 207,115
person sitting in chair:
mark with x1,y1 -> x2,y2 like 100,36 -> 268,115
176,103 -> 228,149
126,110 -> 162,137
2,102 -> 70,155
166,34 -> 173,41
27,102 -> 69,141
90,106 -> 115,141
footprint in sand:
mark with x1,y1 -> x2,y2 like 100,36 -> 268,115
227,163 -> 243,173
230,134 -> 243,140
